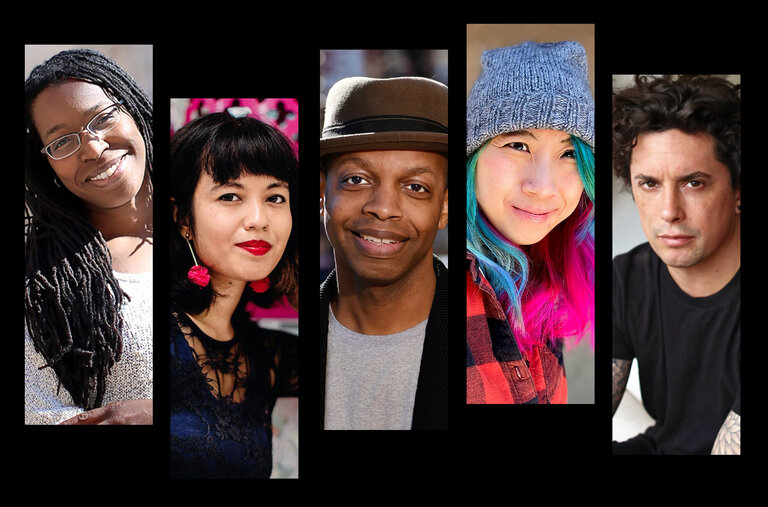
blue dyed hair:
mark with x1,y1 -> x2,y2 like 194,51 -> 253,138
467,135 -> 595,348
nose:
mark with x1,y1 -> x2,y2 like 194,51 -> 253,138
244,200 -> 270,230
361,184 -> 402,221
660,188 -> 685,223
78,129 -> 109,161
521,159 -> 557,198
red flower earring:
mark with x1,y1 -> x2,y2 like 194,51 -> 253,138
249,278 -> 271,293
185,235 -> 210,287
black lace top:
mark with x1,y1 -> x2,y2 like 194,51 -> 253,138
170,310 -> 298,478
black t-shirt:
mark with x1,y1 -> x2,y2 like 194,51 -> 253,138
613,242 -> 740,455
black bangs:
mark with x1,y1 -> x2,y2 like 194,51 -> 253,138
170,111 -> 298,224
199,113 -> 297,187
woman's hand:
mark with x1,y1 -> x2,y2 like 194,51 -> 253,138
59,399 -> 153,425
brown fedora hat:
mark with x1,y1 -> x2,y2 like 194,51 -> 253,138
320,76 -> 448,158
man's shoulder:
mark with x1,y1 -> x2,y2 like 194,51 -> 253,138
432,254 -> 448,276
612,242 -> 664,305
613,242 -> 658,277
432,255 -> 449,298
320,269 -> 337,297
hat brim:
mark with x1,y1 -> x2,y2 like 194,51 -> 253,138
319,131 -> 448,158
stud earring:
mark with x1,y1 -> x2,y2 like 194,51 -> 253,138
185,234 -> 210,287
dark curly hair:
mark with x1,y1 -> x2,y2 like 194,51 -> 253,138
612,75 -> 740,191
170,112 -> 299,316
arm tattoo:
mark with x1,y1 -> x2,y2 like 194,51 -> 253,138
612,358 -> 632,416
711,410 -> 741,455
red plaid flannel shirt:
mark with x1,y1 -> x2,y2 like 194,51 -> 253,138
466,252 -> 567,404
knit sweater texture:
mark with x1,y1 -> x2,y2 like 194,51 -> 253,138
24,270 -> 153,424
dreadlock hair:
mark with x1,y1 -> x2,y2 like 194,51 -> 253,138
170,112 -> 298,317
24,49 -> 153,410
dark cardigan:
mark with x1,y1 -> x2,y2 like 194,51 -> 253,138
318,255 -> 449,430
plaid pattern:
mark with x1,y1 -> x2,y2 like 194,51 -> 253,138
466,253 -> 567,404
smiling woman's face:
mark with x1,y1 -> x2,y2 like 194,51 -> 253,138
182,172 -> 292,289
474,129 -> 584,246
30,79 -> 146,211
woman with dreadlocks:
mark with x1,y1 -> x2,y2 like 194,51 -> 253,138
24,48 -> 153,424
169,109 -> 298,478
465,41 -> 595,404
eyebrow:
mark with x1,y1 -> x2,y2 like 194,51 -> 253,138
267,181 -> 290,190
400,166 -> 441,181
209,180 -> 289,192
503,130 -> 537,140
633,171 -> 712,183
337,157 -> 440,179
501,130 -> 573,144
679,171 -> 711,181
210,181 -> 244,192
336,156 -> 372,170
43,102 -> 111,140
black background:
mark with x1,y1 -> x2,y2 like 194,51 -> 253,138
16,14 -> 753,489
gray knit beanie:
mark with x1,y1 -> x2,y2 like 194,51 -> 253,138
466,41 -> 594,156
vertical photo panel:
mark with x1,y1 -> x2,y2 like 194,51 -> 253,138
319,50 -> 449,430
24,45 -> 154,425
465,25 -> 595,405
168,98 -> 299,477
611,75 -> 741,455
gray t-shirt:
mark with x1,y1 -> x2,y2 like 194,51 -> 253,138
324,307 -> 427,430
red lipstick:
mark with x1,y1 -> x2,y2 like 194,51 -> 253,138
236,239 -> 272,256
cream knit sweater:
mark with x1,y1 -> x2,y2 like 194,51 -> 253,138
24,270 -> 153,425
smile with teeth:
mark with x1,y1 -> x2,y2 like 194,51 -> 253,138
355,233 -> 405,245
88,156 -> 123,181
358,233 -> 403,244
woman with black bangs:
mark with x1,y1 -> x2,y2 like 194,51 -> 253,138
169,111 -> 299,478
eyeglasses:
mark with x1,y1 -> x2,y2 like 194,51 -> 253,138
40,100 -> 125,160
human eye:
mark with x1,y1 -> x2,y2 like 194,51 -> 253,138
52,135 -> 73,150
638,180 -> 658,190
404,182 -> 429,194
562,149 -> 576,159
218,193 -> 241,202
341,175 -> 370,186
266,193 -> 288,204
91,107 -> 119,130
99,108 -> 117,121
504,141 -> 529,152
685,180 -> 704,189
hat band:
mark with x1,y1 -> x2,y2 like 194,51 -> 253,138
323,115 -> 448,137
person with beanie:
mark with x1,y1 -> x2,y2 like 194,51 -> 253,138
465,41 -> 595,404
319,76 -> 449,429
